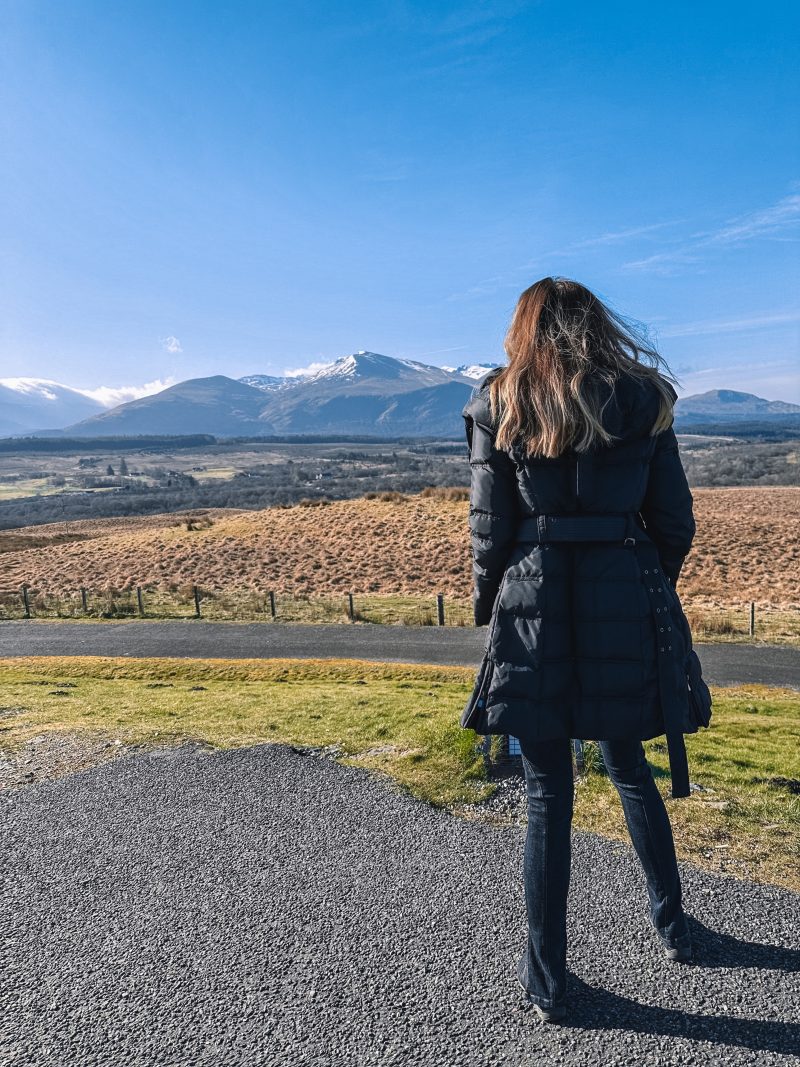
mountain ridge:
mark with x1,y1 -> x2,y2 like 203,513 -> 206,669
2,355 -> 798,438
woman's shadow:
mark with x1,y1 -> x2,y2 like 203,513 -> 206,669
684,914 -> 800,973
544,917 -> 800,1056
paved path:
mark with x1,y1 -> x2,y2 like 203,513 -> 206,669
1,619 -> 799,689
2,743 -> 798,1066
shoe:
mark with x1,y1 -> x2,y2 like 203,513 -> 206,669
660,929 -> 693,963
516,955 -> 567,1022
529,1002 -> 567,1023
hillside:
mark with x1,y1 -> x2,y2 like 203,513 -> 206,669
1,487 -> 798,610
675,389 -> 800,419
63,376 -> 275,437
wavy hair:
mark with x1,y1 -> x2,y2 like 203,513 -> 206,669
489,277 -> 678,457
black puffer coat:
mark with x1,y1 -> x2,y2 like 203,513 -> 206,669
462,368 -> 703,797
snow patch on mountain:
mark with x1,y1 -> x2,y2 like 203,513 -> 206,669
443,363 -> 498,381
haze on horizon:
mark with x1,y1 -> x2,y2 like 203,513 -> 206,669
2,2 -> 799,402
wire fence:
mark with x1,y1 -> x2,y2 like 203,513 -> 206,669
0,585 -> 476,628
0,583 -> 798,641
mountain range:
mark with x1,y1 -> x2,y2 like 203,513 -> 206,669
1,353 -> 798,438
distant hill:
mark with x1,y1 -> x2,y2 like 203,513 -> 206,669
675,389 -> 800,421
64,376 -> 276,437
0,378 -> 104,436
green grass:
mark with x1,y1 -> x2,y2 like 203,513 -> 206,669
0,477 -> 63,499
0,657 -> 488,807
575,687 -> 800,890
0,657 -> 797,890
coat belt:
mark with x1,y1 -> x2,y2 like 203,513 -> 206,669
515,512 -> 639,544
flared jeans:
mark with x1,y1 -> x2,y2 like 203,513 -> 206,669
516,737 -> 688,1009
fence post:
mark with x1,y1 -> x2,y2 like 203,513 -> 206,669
80,587 -> 88,613
348,592 -> 355,622
437,593 -> 445,626
749,601 -> 755,637
573,739 -> 585,775
193,585 -> 202,618
136,586 -> 145,617
21,584 -> 31,619
268,590 -> 276,618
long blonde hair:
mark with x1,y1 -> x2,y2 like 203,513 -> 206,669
490,277 -> 678,457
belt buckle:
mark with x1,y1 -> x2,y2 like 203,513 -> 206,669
624,535 -> 636,547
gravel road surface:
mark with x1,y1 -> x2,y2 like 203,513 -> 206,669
1,620 -> 799,688
2,742 -> 798,1066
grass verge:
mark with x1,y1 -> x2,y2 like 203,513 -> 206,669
0,656 -> 797,891
0,595 -> 797,643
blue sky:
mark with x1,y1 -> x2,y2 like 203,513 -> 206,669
2,0 -> 799,402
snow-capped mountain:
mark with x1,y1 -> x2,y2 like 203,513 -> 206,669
0,378 -> 105,436
239,351 -> 475,434
239,354 -> 499,393
300,351 -> 459,390
55,352 -> 485,438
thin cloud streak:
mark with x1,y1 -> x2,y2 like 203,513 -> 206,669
660,311 -> 800,338
555,221 -> 683,252
445,221 -> 683,301
623,191 -> 800,273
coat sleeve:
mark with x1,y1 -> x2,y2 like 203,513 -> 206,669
639,424 -> 696,586
465,415 -> 519,625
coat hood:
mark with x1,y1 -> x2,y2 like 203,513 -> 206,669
462,367 -> 677,445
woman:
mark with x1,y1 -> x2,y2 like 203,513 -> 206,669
461,277 -> 703,1024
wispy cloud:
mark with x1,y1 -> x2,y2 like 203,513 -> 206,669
555,221 -> 683,253
660,310 -> 800,338
622,191 -> 800,273
702,193 -> 800,245
160,335 -> 183,354
404,345 -> 472,360
284,360 -> 335,378
444,220 -> 682,301
81,378 -> 176,407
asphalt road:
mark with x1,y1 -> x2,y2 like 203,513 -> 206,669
2,742 -> 798,1066
1,619 -> 799,689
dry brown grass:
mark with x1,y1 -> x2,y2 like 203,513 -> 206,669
0,488 -> 798,610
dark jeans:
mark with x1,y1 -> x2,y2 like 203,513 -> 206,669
517,737 -> 688,1009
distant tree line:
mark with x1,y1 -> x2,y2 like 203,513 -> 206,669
678,439 -> 800,488
0,433 -> 461,454
673,419 -> 800,440
0,436 -> 797,531
0,435 -> 217,453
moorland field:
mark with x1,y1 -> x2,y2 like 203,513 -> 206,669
1,486 -> 798,613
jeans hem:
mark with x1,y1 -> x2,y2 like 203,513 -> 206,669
522,989 -> 567,1011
